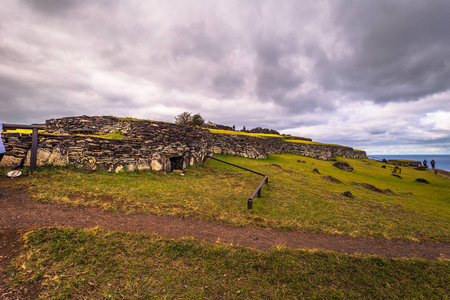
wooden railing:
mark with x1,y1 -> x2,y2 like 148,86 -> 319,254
3,124 -> 46,174
206,155 -> 269,212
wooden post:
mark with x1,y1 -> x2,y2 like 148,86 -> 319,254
30,127 -> 38,174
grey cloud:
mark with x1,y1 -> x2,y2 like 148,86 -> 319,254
211,73 -> 245,98
22,0 -> 86,16
1,1 -> 449,154
254,36 -> 303,103
171,22 -> 226,62
322,0 -> 450,102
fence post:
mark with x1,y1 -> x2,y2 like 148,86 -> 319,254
30,127 -> 39,174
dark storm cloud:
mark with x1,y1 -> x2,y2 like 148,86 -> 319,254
1,1 -> 449,153
22,0 -> 86,16
323,0 -> 450,102
254,35 -> 303,103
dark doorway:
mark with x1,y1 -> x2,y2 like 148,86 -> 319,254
169,156 -> 184,171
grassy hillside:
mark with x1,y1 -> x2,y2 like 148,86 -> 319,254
4,153 -> 450,298
7,227 -> 448,299
13,153 -> 450,242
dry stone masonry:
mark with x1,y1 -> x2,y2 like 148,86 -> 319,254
1,116 -> 367,172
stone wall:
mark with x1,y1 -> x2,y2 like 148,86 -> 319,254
211,134 -> 284,159
0,132 -> 31,169
282,142 -> 366,160
1,116 -> 367,172
386,160 -> 422,167
1,116 -> 213,172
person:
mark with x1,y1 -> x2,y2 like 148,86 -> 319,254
431,159 -> 435,169
423,159 -> 428,168
0,121 -> 5,163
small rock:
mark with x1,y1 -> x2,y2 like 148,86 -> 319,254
391,174 -> 402,179
312,168 -> 320,174
360,183 -> 384,193
270,164 -> 283,169
297,160 -> 305,163
333,162 -> 353,172
415,178 -> 430,184
381,165 -> 386,169
342,191 -> 353,197
323,175 -> 341,183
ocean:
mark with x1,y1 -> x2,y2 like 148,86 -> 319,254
369,154 -> 450,172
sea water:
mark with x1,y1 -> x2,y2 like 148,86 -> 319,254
369,154 -> 450,172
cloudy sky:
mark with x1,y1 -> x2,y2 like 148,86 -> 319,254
1,0 -> 449,154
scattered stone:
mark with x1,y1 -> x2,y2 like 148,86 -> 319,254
323,175 -> 341,183
360,183 -> 384,193
415,178 -> 430,184
342,191 -> 353,197
391,174 -> 402,179
392,166 -> 402,174
384,189 -> 394,194
297,160 -> 305,163
312,168 -> 320,174
269,164 -> 283,169
333,162 -> 353,172
381,165 -> 386,169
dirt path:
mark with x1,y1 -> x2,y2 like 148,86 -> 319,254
1,180 -> 449,298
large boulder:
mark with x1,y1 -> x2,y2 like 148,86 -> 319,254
24,148 -> 52,167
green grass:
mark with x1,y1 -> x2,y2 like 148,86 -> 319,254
8,227 -> 449,299
388,159 -> 419,162
14,153 -> 450,242
4,129 -> 45,134
4,129 -> 127,139
207,128 -> 285,138
76,130 -> 128,139
117,116 -> 159,122
284,139 -> 348,148
207,129 -> 355,148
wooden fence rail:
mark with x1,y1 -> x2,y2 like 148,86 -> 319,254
206,155 -> 269,212
3,123 -> 45,174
